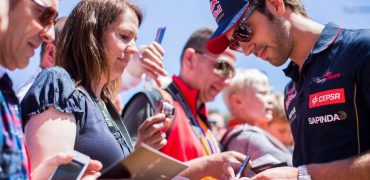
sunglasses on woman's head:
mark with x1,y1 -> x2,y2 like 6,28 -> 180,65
31,0 -> 58,29
195,50 -> 235,79
229,5 -> 259,52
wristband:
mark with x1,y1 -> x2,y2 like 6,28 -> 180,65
298,165 -> 312,180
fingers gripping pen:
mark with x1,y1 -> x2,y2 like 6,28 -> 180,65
235,156 -> 251,180
143,27 -> 166,90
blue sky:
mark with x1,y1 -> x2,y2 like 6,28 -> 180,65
9,0 -> 370,114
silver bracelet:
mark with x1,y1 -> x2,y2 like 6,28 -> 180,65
298,165 -> 312,180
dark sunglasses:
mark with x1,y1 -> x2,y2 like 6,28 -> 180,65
31,0 -> 58,29
195,50 -> 235,79
229,5 -> 258,52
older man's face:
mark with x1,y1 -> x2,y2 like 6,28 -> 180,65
0,0 -> 9,38
191,48 -> 236,104
0,0 -> 58,70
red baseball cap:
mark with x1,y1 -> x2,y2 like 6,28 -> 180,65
206,0 -> 251,54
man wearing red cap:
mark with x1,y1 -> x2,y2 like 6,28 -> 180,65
207,0 -> 370,179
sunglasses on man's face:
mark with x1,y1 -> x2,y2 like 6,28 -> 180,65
31,0 -> 58,29
195,50 -> 235,79
229,5 -> 259,52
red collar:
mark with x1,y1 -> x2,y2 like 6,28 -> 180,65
227,118 -> 245,128
172,76 -> 207,116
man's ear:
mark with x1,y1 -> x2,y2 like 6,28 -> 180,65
182,48 -> 196,71
41,43 -> 56,68
266,0 -> 285,17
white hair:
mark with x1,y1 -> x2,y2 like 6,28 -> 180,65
222,68 -> 269,114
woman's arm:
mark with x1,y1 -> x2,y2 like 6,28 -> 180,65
25,106 -> 77,170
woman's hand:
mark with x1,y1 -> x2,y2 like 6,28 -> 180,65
31,152 -> 103,180
139,41 -> 167,83
126,41 -> 167,86
135,113 -> 170,150
180,151 -> 249,179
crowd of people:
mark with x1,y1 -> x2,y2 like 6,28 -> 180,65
0,0 -> 369,179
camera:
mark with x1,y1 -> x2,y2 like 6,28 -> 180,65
154,100 -> 175,119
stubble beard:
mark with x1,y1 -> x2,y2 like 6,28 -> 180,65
268,15 -> 293,67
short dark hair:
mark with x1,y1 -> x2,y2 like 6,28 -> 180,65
180,27 -> 214,64
251,0 -> 308,18
283,0 -> 308,17
56,0 -> 143,99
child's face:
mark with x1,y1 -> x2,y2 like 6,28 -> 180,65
269,121 -> 294,146
239,81 -> 274,124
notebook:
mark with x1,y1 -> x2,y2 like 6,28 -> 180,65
100,144 -> 188,179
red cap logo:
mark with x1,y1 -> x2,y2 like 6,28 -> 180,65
210,0 -> 223,23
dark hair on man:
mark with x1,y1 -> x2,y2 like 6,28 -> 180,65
56,0 -> 143,99
180,27 -> 214,64
251,0 -> 308,18
39,16 -> 68,60
283,0 -> 308,17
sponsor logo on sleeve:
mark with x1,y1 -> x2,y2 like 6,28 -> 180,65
285,85 -> 296,109
309,88 -> 345,109
308,111 -> 347,125
285,91 -> 296,110
288,107 -> 296,122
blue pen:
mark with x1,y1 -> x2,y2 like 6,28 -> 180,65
235,156 -> 251,180
154,26 -> 166,44
144,26 -> 166,90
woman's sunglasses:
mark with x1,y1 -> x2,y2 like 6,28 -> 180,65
195,50 -> 235,79
229,5 -> 259,52
31,0 -> 58,30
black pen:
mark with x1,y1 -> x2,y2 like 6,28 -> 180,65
235,156 -> 251,180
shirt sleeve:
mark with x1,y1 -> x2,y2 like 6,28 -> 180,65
20,67 -> 85,126
227,128 -> 291,165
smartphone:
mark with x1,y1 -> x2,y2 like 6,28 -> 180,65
49,150 -> 90,180
251,162 -> 288,174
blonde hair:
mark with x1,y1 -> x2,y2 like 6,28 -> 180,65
223,68 -> 269,114
270,92 -> 289,124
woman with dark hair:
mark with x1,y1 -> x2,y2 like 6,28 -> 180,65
21,0 -> 252,178
21,0 -> 166,177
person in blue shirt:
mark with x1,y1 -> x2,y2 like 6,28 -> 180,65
206,0 -> 370,179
